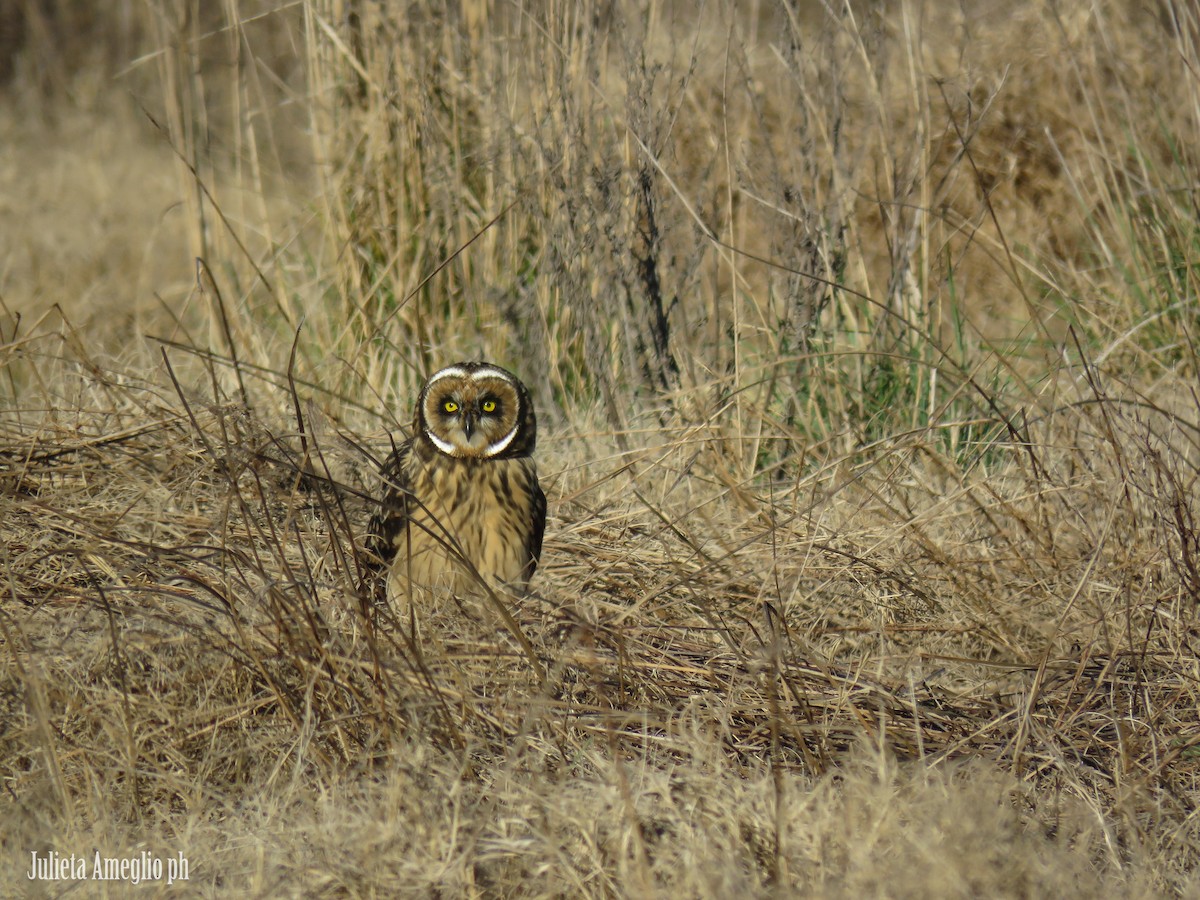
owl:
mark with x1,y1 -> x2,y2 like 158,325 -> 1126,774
367,362 -> 546,608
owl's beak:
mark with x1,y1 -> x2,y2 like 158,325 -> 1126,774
462,410 -> 478,440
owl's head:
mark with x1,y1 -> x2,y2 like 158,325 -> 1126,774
415,362 -> 537,459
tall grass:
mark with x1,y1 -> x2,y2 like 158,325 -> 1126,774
3,0 -> 1200,894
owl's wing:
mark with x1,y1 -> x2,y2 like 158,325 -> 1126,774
525,473 -> 547,580
367,439 -> 413,566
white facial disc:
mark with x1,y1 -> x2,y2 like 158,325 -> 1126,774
470,365 -> 513,383
427,429 -> 459,456
484,423 -> 520,456
426,365 -> 469,386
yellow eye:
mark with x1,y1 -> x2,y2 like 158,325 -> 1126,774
481,399 -> 497,413
443,400 -> 459,414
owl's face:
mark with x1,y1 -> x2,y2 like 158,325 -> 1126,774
416,362 -> 537,459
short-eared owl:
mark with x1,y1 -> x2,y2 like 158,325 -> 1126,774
368,362 -> 546,606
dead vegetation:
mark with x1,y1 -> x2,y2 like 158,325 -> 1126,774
3,0 -> 1200,896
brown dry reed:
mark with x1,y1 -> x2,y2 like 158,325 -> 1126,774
2,0 -> 1200,896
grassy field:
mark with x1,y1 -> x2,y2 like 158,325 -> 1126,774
3,0 -> 1200,895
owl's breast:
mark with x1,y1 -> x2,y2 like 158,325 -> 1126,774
393,454 -> 540,598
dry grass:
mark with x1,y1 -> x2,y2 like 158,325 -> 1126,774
3,0 -> 1200,896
